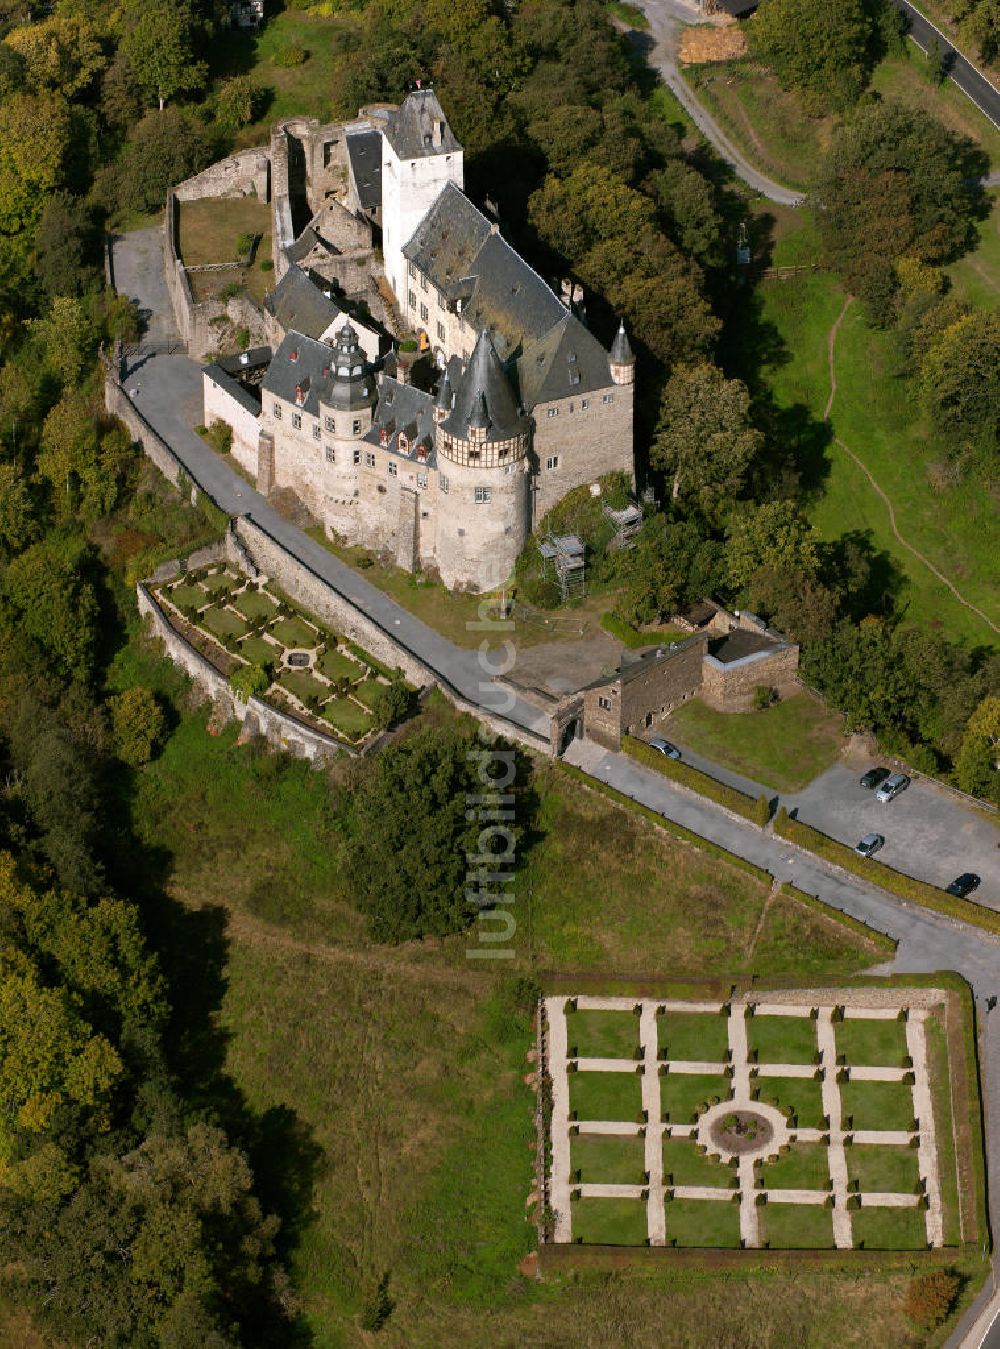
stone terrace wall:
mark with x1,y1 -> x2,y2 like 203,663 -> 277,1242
137,583 -> 344,762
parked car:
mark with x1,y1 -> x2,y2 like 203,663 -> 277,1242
946,873 -> 981,898
648,737 -> 681,760
855,833 -> 885,857
875,772 -> 910,803
860,766 -> 890,790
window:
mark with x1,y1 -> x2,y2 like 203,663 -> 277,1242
417,472 -> 428,489
420,303 -> 429,323
603,392 -> 614,405
546,408 -> 558,419
408,261 -> 415,279
291,413 -> 301,430
365,452 -> 376,468
474,486 -> 491,504
325,415 -> 335,432
468,449 -> 480,462
388,461 -> 397,477
352,418 -> 362,435
598,696 -> 612,711
570,373 -> 580,386
440,475 -> 449,494
581,399 -> 589,411
313,424 -> 321,442
437,321 -> 446,341
408,290 -> 416,309
420,273 -> 427,291
353,448 -> 361,464
546,455 -> 559,470
273,403 -> 282,419
325,445 -> 335,463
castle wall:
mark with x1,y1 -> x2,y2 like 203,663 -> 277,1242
174,148 -> 270,203
701,646 -> 800,712
531,383 -> 635,523
433,456 -> 529,592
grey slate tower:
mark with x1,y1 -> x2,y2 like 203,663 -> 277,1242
609,320 -> 635,386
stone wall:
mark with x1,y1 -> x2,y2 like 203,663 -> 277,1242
174,148 -> 270,203
106,371 -> 191,491
138,583 -> 345,762
701,644 -> 800,712
203,370 -> 262,478
579,637 -> 707,751
531,383 -> 635,524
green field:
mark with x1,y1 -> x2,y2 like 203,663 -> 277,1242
665,1197 -> 742,1248
169,582 -> 207,610
760,1142 -> 831,1191
277,667 -> 329,706
840,1081 -> 917,1133
271,615 -> 318,648
567,1009 -> 643,1060
318,646 -> 362,681
664,694 -> 845,792
571,1134 -> 647,1185
661,1072 -> 732,1124
835,1017 -> 909,1067
662,1139 -> 736,1189
321,695 -> 372,738
748,1014 -> 819,1065
659,1010 -> 730,1063
570,1070 -> 644,1122
757,1076 -> 826,1129
847,1145 -> 921,1196
852,1205 -> 929,1250
762,1203 -> 837,1249
202,604 -> 248,640
239,635 -> 278,666
233,587 -> 278,622
947,190 -> 1000,310
571,1197 -> 649,1246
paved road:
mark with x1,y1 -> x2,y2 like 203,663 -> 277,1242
111,231 -> 552,744
635,0 -> 805,205
891,0 -> 1000,133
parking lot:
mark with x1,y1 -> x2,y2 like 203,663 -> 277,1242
785,764 -> 999,905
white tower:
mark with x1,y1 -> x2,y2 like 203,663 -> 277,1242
380,90 -> 463,308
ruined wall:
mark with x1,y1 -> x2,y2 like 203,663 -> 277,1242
174,148 -> 270,203
701,645 -> 800,713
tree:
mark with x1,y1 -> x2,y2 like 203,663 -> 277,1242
120,0 -> 207,111
32,190 -> 97,297
616,516 -> 722,627
725,501 -> 819,593
108,688 -> 165,767
38,390 -> 133,521
103,107 -> 216,215
229,663 -> 270,702
0,90 -> 70,240
652,363 -> 763,525
811,100 -> 984,319
0,462 -> 36,552
2,532 -> 100,686
4,14 -> 105,97
749,0 -> 876,112
748,565 -> 840,643
919,310 -> 1000,458
214,75 -> 266,135
904,1270 -> 961,1329
343,727 -> 527,942
371,678 -> 412,732
29,297 -> 94,389
956,695 -> 1000,804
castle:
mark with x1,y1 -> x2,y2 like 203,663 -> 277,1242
203,90 -> 636,592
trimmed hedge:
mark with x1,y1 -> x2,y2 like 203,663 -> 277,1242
624,736 -> 759,823
557,761 -> 771,883
778,883 -> 897,957
774,812 -> 1000,937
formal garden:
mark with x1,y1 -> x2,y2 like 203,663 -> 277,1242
547,993 -> 969,1253
154,564 -> 412,745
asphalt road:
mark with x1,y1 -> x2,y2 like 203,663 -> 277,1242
891,0 -> 1000,133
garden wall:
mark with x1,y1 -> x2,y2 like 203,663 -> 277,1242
106,371 -> 190,491
137,583 -> 344,762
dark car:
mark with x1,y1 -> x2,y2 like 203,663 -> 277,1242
860,766 -> 890,790
946,873 -> 981,898
855,833 -> 885,858
648,737 -> 681,760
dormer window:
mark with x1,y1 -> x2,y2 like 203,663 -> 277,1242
338,365 -> 349,376
295,385 -> 305,407
398,433 -> 409,454
290,349 -> 298,363
379,428 -> 389,446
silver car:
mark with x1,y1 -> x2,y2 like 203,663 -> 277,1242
648,737 -> 681,760
875,772 -> 910,803
855,833 -> 885,857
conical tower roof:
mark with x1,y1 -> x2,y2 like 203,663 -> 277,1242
610,320 -> 634,366
434,370 -> 453,411
441,329 -> 528,441
326,321 -> 375,411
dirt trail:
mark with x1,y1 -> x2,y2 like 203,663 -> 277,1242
824,296 -> 999,638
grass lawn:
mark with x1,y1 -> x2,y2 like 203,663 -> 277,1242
840,1081 -> 916,1134
202,605 -> 248,640
664,694 -> 845,793
179,197 -> 274,306
750,890 -> 885,977
757,1077 -> 825,1129
321,696 -> 372,739
660,1072 -> 732,1124
319,646 -> 362,681
947,190 -> 1000,311
277,668 -> 329,706
519,766 -> 885,976
233,587 -> 278,623
925,1014 -> 963,1246
570,1070 -> 644,1123
201,570 -> 235,595
566,1009 -> 642,1060
835,1017 -> 909,1068
748,1015 -> 819,1066
761,1142 -> 831,1191
762,1203 -> 836,1249
239,635 -> 278,666
852,1205 -> 929,1250
753,272 -> 998,649
663,1139 -> 736,1190
351,677 -> 384,711
571,1197 -> 649,1246
665,1197 -> 742,1248
167,582 -> 207,610
571,1133 -> 647,1185
271,615 -> 318,648
847,1145 -> 921,1196
659,1010 -> 730,1063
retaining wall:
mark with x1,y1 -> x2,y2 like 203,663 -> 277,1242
137,583 -> 344,762
106,372 -> 190,491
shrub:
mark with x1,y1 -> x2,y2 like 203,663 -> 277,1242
235,327 -> 251,351
371,679 -> 412,732
752,794 -> 771,828
235,231 -> 255,258
200,421 -> 232,455
903,1270 -> 961,1330
229,664 -> 270,702
260,258 -> 274,272
220,282 -> 242,301
752,685 -> 778,711
108,687 -> 165,767
274,41 -> 307,67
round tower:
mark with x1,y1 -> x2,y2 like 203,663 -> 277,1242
316,321 -> 378,521
435,330 -> 530,592
609,319 -> 635,387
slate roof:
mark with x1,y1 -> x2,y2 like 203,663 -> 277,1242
384,89 -> 461,160
713,0 -> 757,13
263,331 -> 376,417
707,630 -> 783,665
582,635 -> 706,692
346,128 -> 382,213
441,330 -> 528,442
365,377 -> 437,466
265,264 -> 342,339
610,321 -> 634,366
403,182 -> 614,404
204,354 -> 271,418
